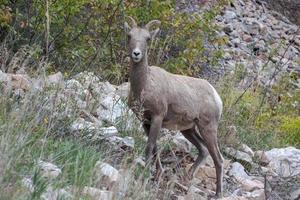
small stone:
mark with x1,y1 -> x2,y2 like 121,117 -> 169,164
94,162 -> 119,188
38,160 -> 62,179
41,187 -> 73,200
98,126 -> 118,137
82,187 -> 113,200
70,118 -> 96,132
242,34 -> 253,42
224,10 -> 237,20
21,177 -> 34,192
115,82 -> 129,98
47,72 -> 64,86
239,144 -> 254,158
106,136 -> 135,149
133,156 -> 146,167
224,147 -> 253,169
223,25 -> 233,34
228,162 -> 250,180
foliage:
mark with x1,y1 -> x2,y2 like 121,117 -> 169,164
1,0 -> 229,83
280,117 -> 300,147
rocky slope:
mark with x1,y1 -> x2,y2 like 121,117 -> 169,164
1,69 -> 300,199
204,0 -> 300,88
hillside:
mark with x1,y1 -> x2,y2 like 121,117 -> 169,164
0,0 -> 299,199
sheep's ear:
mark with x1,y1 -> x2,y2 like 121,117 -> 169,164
124,22 -> 131,34
150,28 -> 160,39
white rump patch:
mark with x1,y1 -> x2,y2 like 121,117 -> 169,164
209,83 -> 223,117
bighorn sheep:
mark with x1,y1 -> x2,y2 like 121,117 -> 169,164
125,17 -> 224,198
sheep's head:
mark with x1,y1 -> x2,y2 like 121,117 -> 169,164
125,17 -> 160,63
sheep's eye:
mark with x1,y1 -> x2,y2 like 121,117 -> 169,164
146,37 -> 151,42
127,35 -> 131,41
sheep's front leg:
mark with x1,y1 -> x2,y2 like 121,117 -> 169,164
145,115 -> 163,181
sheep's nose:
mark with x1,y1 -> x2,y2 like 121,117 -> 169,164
133,51 -> 140,56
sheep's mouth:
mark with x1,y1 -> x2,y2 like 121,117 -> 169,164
132,56 -> 142,63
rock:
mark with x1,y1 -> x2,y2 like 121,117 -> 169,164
94,162 -> 119,187
262,147 -> 300,177
261,0 -> 300,26
133,156 -> 146,167
82,187 -> 113,200
185,185 -> 207,200
70,118 -> 97,132
242,34 -> 253,42
228,162 -> 250,180
0,70 -> 9,82
21,177 -> 34,192
38,160 -> 61,179
106,136 -> 135,150
291,188 -> 300,200
73,71 -> 101,89
239,178 -> 264,192
170,132 -> 193,153
46,72 -> 64,86
224,147 -> 253,169
224,10 -> 237,21
65,79 -> 85,94
115,82 -> 129,98
96,81 -> 116,95
246,189 -> 265,200
98,126 -> 118,137
223,24 -> 234,34
239,144 -> 254,158
96,93 -> 127,124
196,166 -> 216,179
41,187 -> 73,200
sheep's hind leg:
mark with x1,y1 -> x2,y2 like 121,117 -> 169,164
181,128 -> 208,178
195,119 -> 224,198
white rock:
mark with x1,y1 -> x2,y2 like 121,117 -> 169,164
65,79 -> 85,95
228,162 -> 250,180
224,147 -> 253,167
94,162 -> 119,184
115,82 -> 129,98
237,178 -> 264,192
291,187 -> 300,200
263,147 -> 300,177
38,160 -> 62,179
41,187 -> 73,200
70,118 -> 96,132
106,136 -> 135,149
239,144 -> 254,158
46,72 -> 64,86
21,177 -> 34,192
0,70 -> 9,82
97,93 -> 127,124
98,126 -> 118,137
244,189 -> 265,200
224,10 -> 237,20
82,187 -> 113,200
172,132 -> 193,153
74,71 -> 101,89
186,185 -> 207,200
96,81 -> 116,95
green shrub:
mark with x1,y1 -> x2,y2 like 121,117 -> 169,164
280,117 -> 300,147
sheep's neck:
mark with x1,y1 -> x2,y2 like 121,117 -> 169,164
130,57 -> 148,100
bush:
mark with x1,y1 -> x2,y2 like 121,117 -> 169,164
280,117 -> 300,147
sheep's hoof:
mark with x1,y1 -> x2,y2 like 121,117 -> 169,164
208,193 -> 223,200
